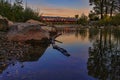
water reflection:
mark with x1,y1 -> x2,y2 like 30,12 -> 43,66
50,33 -> 70,57
0,33 -> 70,75
0,27 -> 119,80
0,40 -> 49,74
56,27 -> 120,80
75,28 -> 87,40
87,28 -> 120,80
88,28 -> 99,42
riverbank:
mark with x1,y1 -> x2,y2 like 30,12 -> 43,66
0,15 -> 57,42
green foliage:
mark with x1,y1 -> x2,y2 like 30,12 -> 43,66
78,14 -> 88,25
0,0 -> 40,22
89,11 -> 99,21
111,13 -> 120,25
97,13 -> 120,26
98,15 -> 111,26
23,8 -> 40,22
89,0 -> 120,19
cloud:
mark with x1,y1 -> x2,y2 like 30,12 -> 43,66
42,7 -> 89,17
28,4 -> 90,17
12,0 -> 90,17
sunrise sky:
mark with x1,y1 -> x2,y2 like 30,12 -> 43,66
13,0 -> 90,17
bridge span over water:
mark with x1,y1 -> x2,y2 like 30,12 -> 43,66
41,16 -> 78,23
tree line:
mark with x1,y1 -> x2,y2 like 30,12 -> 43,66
0,0 -> 40,22
77,0 -> 120,26
89,0 -> 120,19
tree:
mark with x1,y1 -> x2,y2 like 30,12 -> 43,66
78,13 -> 88,25
23,8 -> 40,21
89,0 -> 120,19
90,0 -> 104,19
0,0 -> 40,22
89,11 -> 99,21
75,14 -> 79,19
15,0 -> 23,6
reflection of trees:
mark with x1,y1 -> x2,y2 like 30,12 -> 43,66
57,27 -> 76,35
88,28 -> 99,42
76,28 -> 87,40
56,27 -> 88,40
112,28 -> 120,47
87,28 -> 120,80
0,39 -> 49,74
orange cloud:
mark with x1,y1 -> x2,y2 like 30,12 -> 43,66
41,7 -> 90,17
28,4 -> 90,17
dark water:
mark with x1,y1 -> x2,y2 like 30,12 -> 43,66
0,27 -> 120,80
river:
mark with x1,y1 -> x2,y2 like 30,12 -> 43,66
0,27 -> 119,80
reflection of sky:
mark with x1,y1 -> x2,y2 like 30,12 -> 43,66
0,32 -> 95,80
56,34 -> 90,44
11,0 -> 90,17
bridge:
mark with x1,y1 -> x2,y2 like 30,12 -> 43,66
41,16 -> 78,23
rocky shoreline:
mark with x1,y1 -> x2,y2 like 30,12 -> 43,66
0,31 -> 50,73
0,15 -> 58,73
0,15 -> 57,41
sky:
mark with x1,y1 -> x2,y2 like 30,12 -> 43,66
13,0 -> 90,17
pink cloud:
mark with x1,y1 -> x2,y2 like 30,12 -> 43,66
28,4 -> 90,17
42,7 -> 90,17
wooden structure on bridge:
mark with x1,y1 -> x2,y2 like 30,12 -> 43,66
41,16 -> 78,24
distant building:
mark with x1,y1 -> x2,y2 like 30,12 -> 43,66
41,16 -> 78,24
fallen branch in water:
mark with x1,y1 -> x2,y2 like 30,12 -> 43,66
52,44 -> 70,57
50,33 -> 70,57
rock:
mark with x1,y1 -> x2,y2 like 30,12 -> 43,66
41,26 -> 55,32
8,20 -> 13,27
41,26 -> 57,36
26,19 -> 46,26
7,23 -> 49,41
0,15 -> 8,31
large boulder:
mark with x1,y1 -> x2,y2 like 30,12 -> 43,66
26,19 -> 57,34
7,23 -> 49,41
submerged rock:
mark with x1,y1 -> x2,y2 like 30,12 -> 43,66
7,23 -> 49,41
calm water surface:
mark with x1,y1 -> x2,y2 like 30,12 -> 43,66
0,27 -> 119,80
